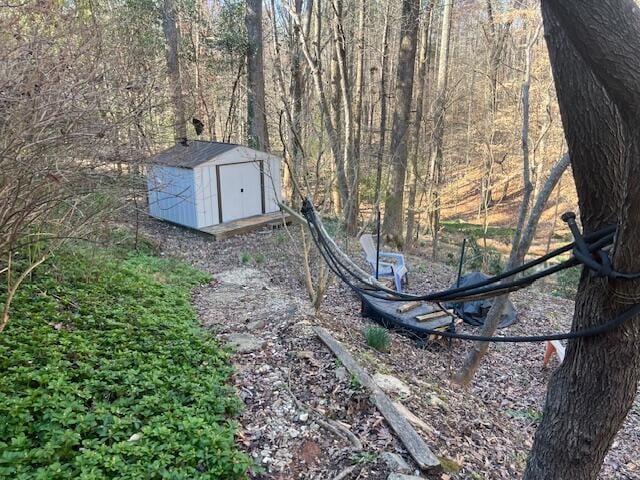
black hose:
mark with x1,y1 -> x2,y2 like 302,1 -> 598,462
300,199 -> 640,343
307,207 -> 593,302
303,199 -> 615,302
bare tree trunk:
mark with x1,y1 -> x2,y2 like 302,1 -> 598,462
381,0 -> 421,246
374,0 -> 392,209
223,61 -> 245,142
478,0 -> 511,229
464,35 -> 479,166
290,4 -> 350,213
162,0 -> 187,143
347,0 -> 366,233
245,0 -> 270,150
405,1 -> 434,248
545,168 -> 563,254
428,0 -> 454,260
455,23 -> 556,385
289,0 -> 304,204
331,0 -> 356,231
268,0 -> 304,201
525,1 -> 640,478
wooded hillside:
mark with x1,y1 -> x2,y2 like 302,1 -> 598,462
1,0 -> 574,251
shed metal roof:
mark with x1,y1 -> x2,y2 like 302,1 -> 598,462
149,141 -> 239,168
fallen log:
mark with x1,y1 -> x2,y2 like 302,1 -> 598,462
313,326 -> 441,472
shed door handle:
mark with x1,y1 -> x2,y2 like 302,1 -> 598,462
240,188 -> 244,193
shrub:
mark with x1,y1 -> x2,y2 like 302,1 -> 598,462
240,252 -> 252,264
275,232 -> 287,244
0,249 -> 252,479
364,326 -> 390,352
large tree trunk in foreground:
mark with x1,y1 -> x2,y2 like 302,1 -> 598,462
245,0 -> 270,151
162,0 -> 187,143
382,0 -> 420,246
525,1 -> 640,478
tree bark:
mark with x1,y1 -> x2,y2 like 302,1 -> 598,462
268,0 -> 304,201
289,0 -> 304,202
347,0 -> 366,233
478,0 -> 510,230
162,0 -> 187,143
330,0 -> 357,232
427,0 -> 454,259
382,0 -> 421,247
525,1 -> 640,478
374,0 -> 392,209
245,0 -> 270,150
405,1 -> 434,248
290,4 -> 350,213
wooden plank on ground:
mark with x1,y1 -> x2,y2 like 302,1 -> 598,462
415,309 -> 454,322
396,302 -> 424,314
428,318 -> 464,343
418,316 -> 454,330
313,326 -> 441,472
200,212 -> 291,240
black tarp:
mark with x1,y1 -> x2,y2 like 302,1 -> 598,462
446,272 -> 517,328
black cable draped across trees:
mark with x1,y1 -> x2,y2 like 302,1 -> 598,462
300,198 -> 640,343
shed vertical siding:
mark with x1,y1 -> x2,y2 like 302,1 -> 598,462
193,164 -> 219,228
264,156 -> 282,213
147,166 -> 198,228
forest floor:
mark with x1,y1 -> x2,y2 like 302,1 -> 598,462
138,216 -> 639,480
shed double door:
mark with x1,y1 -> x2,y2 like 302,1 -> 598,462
217,161 -> 264,223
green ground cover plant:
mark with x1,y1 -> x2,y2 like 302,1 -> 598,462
0,248 -> 251,479
441,219 -> 515,240
363,326 -> 391,353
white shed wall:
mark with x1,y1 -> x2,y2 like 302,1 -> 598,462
193,164 -> 219,229
263,156 -> 282,213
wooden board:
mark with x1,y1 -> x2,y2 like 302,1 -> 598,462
313,326 -> 441,472
396,301 -> 424,314
415,309 -> 455,322
418,316 -> 455,330
199,212 -> 292,240
427,318 -> 464,342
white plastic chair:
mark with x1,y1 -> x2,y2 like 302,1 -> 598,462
359,234 -> 408,292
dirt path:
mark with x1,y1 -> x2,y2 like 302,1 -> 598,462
140,218 -> 639,480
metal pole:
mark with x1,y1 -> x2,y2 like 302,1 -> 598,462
376,208 -> 381,279
456,238 -> 467,287
449,238 -> 468,340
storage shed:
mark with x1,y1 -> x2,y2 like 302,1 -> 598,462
147,141 -> 283,230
